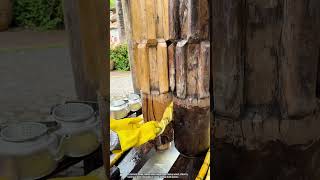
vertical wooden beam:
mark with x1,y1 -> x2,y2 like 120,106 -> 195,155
63,0 -> 109,176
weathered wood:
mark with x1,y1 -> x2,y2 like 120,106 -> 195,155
186,43 -> 200,97
145,0 -> 157,41
212,0 -> 320,179
177,0 -> 209,41
142,93 -> 174,149
63,0 -> 98,101
132,42 -> 140,91
168,42 -> 176,92
156,0 -> 164,39
163,0 -> 170,40
173,97 -> 210,157
245,0 -> 282,106
179,0 -> 189,41
168,0 -> 180,40
137,43 -> 150,94
63,1 -> 109,176
169,154 -> 205,180
148,46 -> 159,94
157,42 -> 169,94
198,41 -> 210,98
175,40 -> 188,98
116,0 -> 126,42
211,0 -> 244,119
280,0 -> 320,118
130,0 -> 141,41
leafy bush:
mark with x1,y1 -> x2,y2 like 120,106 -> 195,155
110,44 -> 130,71
13,0 -> 64,30
110,0 -> 116,9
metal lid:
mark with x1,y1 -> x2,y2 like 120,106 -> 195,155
128,93 -> 140,101
52,103 -> 94,122
111,100 -> 126,107
1,122 -> 48,142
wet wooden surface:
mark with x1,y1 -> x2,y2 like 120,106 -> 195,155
168,154 -> 205,180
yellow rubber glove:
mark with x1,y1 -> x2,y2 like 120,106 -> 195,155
110,102 -> 173,154
110,117 -> 160,153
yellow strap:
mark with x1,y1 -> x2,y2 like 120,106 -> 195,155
195,149 -> 210,180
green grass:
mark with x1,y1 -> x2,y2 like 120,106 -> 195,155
110,0 -> 116,9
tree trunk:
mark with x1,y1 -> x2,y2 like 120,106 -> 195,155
212,0 -> 320,179
116,0 -> 126,43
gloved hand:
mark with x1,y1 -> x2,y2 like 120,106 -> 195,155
110,117 -> 161,154
110,102 -> 173,154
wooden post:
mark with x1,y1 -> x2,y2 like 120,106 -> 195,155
169,0 -> 210,157
212,0 -> 320,179
122,0 -> 174,150
63,0 -> 109,176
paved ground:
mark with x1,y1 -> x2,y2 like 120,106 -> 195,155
110,71 -> 134,98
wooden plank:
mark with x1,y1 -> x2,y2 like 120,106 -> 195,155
145,0 -> 157,41
163,0 -> 170,40
156,0 -> 164,39
138,43 -> 150,94
179,0 -> 189,40
211,0 -> 244,118
280,0 -> 319,118
63,0 -> 108,175
63,0 -> 97,101
186,43 -> 200,97
130,0 -> 141,41
169,154 -> 205,180
168,42 -> 176,92
187,0 -> 209,41
169,0 -> 180,40
175,40 -> 188,98
157,42 -> 169,94
198,41 -> 210,98
142,93 -> 173,149
245,0 -> 281,106
148,46 -> 159,94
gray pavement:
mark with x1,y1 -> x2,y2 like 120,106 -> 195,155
0,47 -> 76,124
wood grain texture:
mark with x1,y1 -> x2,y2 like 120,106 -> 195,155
187,0 -> 209,41
168,42 -> 176,92
175,40 -> 188,98
162,0 -> 170,40
137,43 -> 150,94
198,41 -> 210,98
130,0 -> 141,41
186,43 -> 200,97
157,42 -> 169,94
169,0 -> 180,40
156,0 -> 164,39
173,97 -> 210,157
211,0 -> 244,118
64,0 -> 108,176
142,93 -> 174,147
245,0 -> 282,106
132,42 -> 140,90
148,46 -> 159,94
145,0 -> 157,41
280,0 -> 320,118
